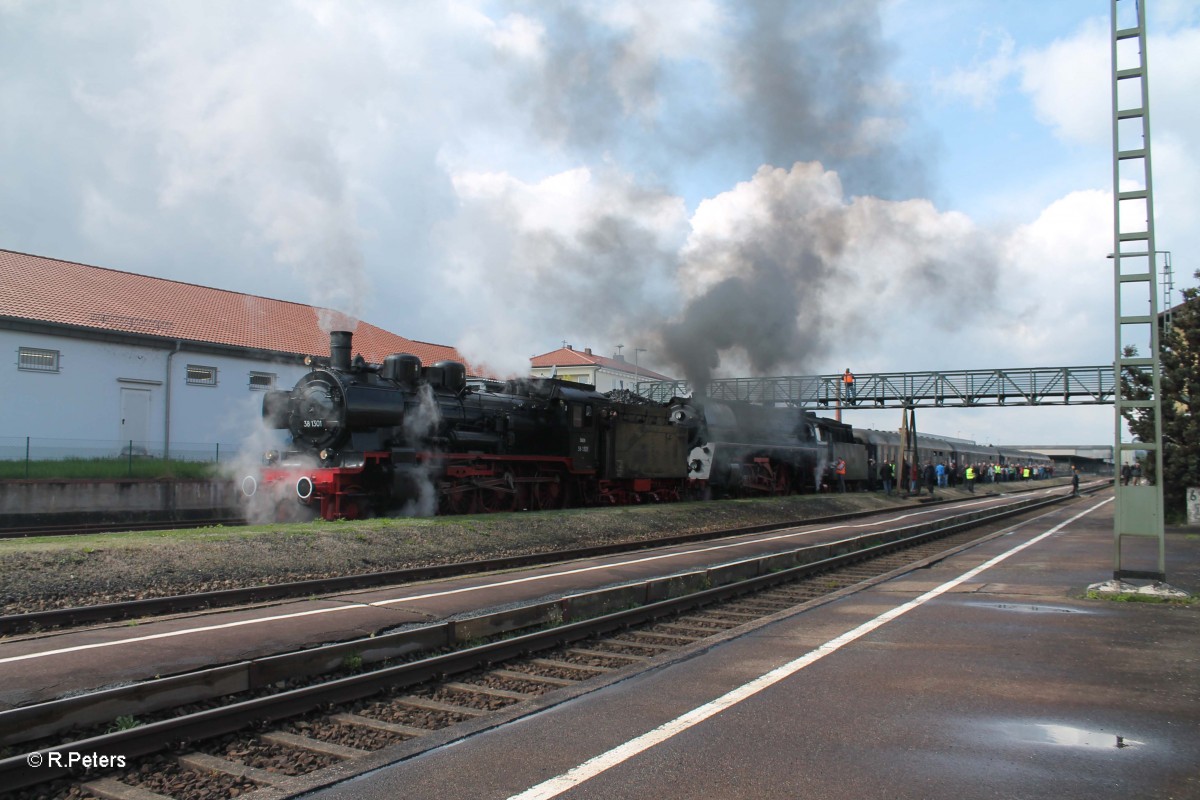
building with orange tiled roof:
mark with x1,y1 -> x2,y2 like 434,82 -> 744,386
0,249 -> 473,457
529,345 -> 674,392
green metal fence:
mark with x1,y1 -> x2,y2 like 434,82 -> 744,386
0,437 -> 246,479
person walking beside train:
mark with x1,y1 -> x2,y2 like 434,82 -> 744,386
880,461 -> 894,496
835,457 -> 847,493
924,462 -> 936,496
965,464 -> 976,493
936,461 -> 946,488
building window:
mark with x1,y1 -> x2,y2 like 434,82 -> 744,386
248,371 -> 276,391
186,365 -> 218,386
18,347 -> 60,373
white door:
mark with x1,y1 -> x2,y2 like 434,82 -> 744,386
120,388 -> 151,451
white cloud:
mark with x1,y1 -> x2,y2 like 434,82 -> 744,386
1011,17 -> 1200,296
486,13 -> 545,61
933,29 -> 1018,109
997,188 -> 1113,364
1016,17 -> 1110,145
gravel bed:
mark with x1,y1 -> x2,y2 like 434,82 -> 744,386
0,485 -> 1043,617
623,632 -> 697,647
506,662 -> 601,681
591,641 -> 666,656
556,650 -> 635,669
277,718 -> 407,751
463,673 -> 556,696
118,755 -> 257,800
197,736 -> 339,776
357,698 -> 475,729
424,684 -> 521,712
5,779 -> 101,800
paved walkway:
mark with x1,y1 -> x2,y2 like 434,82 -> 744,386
311,491 -> 1199,800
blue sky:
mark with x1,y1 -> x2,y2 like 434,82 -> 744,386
2,1 -> 1197,445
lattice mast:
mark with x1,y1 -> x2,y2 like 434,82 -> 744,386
1110,0 -> 1166,580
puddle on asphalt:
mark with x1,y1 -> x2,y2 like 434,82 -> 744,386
999,722 -> 1145,750
984,603 -> 1087,614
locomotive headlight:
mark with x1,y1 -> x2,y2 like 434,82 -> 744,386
264,450 -> 279,465
320,449 -> 330,461
304,355 -> 314,366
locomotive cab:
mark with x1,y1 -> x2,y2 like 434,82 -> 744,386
568,400 -> 598,471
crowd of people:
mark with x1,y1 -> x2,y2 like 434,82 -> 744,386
862,458 -> 1054,496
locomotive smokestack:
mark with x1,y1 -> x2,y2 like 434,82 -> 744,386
330,330 -> 352,371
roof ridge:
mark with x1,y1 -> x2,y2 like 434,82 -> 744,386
0,248 -> 334,313
0,248 -> 478,370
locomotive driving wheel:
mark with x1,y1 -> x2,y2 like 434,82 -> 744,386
528,466 -> 565,510
477,471 -> 519,513
440,481 -> 479,515
773,463 -> 792,495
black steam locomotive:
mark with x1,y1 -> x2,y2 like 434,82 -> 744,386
242,331 -> 863,520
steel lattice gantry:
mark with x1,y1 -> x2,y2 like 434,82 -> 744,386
635,366 -> 1115,409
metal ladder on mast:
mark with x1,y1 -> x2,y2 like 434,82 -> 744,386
1110,0 -> 1166,581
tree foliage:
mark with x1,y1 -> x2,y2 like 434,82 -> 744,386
1120,269 -> 1200,521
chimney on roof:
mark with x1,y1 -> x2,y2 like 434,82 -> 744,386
614,353 -> 626,363
584,347 -> 592,355
566,344 -> 573,351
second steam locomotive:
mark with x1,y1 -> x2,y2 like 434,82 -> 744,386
242,331 -> 859,520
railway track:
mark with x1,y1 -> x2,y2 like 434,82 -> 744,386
1,482 -> 1098,635
1,488 -> 1101,798
2,506 -> 885,634
0,518 -> 246,540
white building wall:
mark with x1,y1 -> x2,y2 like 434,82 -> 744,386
3,328 -> 309,458
528,365 -> 653,393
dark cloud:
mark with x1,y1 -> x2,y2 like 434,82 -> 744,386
656,163 -> 1000,386
500,0 -> 919,198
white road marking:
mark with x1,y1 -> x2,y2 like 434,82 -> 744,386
0,492 -> 1051,666
506,497 -> 1113,800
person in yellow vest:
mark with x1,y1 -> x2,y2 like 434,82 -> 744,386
965,464 -> 976,492
1022,465 -> 1031,481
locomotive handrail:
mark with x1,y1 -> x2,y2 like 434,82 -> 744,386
635,365 -> 1116,408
